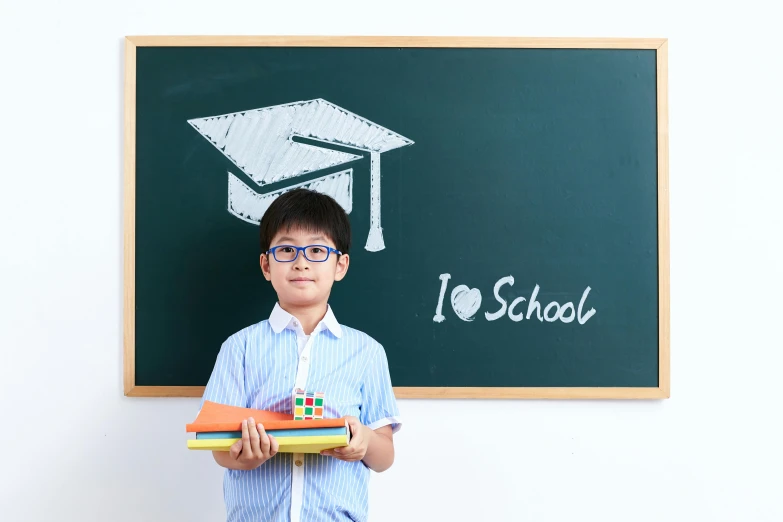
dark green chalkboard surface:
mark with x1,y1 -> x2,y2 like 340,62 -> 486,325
123,37 -> 669,399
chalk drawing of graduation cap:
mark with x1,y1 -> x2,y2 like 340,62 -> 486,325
188,98 -> 414,252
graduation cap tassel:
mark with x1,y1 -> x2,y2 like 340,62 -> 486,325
365,151 -> 385,252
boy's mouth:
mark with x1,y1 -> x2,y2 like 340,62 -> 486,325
290,277 -> 314,284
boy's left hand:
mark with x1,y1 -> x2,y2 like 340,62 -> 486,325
320,416 -> 370,462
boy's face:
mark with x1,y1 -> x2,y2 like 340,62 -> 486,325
260,227 -> 349,310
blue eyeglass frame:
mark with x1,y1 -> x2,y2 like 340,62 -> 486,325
266,244 -> 342,263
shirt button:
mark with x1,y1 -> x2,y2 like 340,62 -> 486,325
292,320 -> 299,327
301,356 -> 308,362
295,459 -> 303,467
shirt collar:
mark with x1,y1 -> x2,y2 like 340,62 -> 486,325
268,302 -> 342,338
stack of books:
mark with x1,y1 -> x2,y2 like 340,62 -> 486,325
186,400 -> 351,454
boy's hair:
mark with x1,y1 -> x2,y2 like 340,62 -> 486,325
259,188 -> 352,255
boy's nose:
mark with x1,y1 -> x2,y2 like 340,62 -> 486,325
293,254 -> 309,269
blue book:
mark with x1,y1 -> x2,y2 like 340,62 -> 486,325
196,426 -> 347,439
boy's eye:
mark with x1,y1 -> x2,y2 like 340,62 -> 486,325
309,247 -> 324,254
280,246 -> 295,253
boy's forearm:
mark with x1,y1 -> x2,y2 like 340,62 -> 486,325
362,426 -> 394,472
213,450 -> 251,470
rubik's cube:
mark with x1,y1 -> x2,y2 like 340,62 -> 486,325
294,389 -> 324,420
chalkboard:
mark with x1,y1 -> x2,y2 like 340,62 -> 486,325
123,36 -> 669,399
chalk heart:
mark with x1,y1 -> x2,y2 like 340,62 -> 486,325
450,285 -> 482,322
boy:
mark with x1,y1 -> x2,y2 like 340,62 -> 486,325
200,188 -> 401,522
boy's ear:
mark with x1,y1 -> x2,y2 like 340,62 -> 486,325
260,254 -> 272,281
334,253 -> 350,282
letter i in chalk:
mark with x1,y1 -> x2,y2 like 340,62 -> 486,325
294,389 -> 325,420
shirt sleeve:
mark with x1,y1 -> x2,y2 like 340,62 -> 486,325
200,335 -> 247,409
359,343 -> 402,434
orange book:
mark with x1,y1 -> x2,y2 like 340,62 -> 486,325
186,400 -> 347,433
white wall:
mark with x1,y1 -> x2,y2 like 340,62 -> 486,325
1,1 -> 781,520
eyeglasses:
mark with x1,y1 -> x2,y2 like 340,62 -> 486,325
266,245 -> 342,263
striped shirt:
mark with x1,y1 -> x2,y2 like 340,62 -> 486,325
201,303 -> 402,522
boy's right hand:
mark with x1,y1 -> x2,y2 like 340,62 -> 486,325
228,417 -> 279,469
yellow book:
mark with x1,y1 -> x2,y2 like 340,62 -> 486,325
187,434 -> 350,454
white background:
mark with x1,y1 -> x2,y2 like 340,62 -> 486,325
1,1 -> 782,520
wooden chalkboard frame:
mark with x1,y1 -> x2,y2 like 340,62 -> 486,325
123,36 -> 669,399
